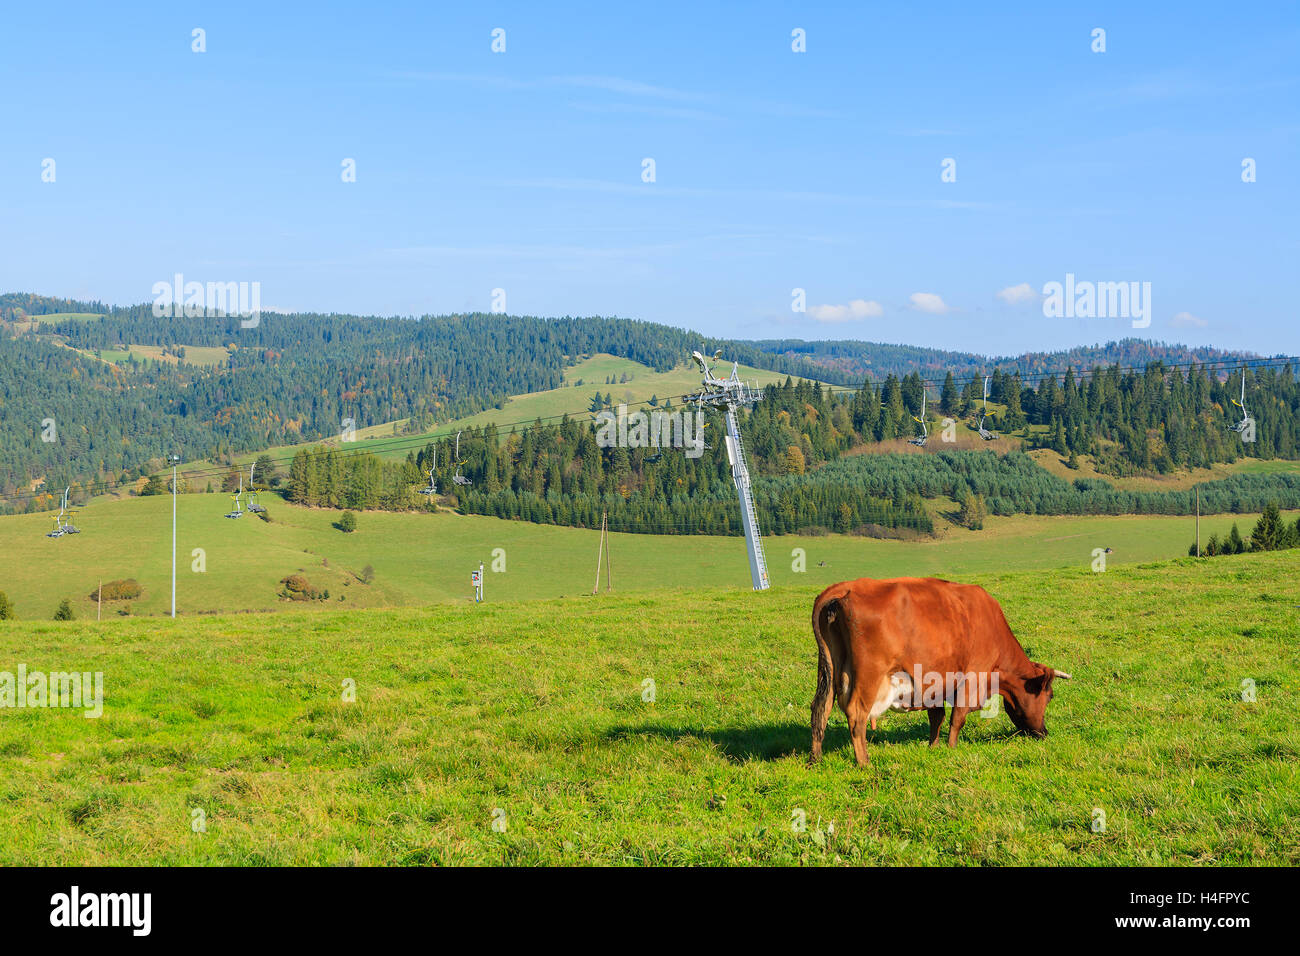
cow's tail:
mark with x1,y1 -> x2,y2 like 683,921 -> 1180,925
810,589 -> 850,762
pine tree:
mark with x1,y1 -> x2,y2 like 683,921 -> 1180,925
784,446 -> 806,475
1227,522 -> 1245,554
940,372 -> 958,416
1250,503 -> 1282,552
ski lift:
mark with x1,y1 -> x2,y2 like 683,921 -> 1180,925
59,487 -> 80,533
418,447 -> 438,495
1228,369 -> 1255,438
46,487 -> 78,537
908,390 -> 929,447
224,473 -> 244,518
452,431 -> 472,486
977,375 -> 999,440
246,464 -> 266,513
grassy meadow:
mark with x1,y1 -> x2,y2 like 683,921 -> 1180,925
0,491 -> 1289,620
0,550 -> 1295,865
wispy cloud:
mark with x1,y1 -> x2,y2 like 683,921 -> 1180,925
807,299 -> 884,322
996,282 -> 1040,306
568,101 -> 724,122
908,292 -> 951,314
1077,69 -> 1298,107
1170,311 -> 1208,328
504,176 -> 994,209
393,71 -> 845,120
392,71 -> 704,101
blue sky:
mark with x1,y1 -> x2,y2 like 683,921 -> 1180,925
3,1 -> 1297,355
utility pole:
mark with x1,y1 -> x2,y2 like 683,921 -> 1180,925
593,512 -> 605,595
592,512 -> 612,595
691,350 -> 770,590
169,454 -> 181,618
1196,486 -> 1200,557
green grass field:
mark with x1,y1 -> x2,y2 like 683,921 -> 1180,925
1,493 -> 1288,620
0,550 -> 1294,865
70,344 -> 230,368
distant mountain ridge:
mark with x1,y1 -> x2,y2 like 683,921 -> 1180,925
4,292 -> 1257,383
753,337 -> 1258,384
0,291 -> 1273,510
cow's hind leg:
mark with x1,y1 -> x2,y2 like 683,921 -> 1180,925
926,707 -> 945,747
846,671 -> 895,767
845,700 -> 870,767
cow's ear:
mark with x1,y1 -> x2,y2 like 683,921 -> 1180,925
1025,665 -> 1055,695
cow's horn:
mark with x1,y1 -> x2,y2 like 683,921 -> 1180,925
1053,669 -> 1072,680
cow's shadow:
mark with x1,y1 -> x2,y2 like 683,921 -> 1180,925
604,718 -> 957,764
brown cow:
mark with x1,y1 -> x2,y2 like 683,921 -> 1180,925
810,577 -> 1071,766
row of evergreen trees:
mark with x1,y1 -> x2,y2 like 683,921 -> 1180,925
283,427 -> 1300,537
1190,504 -> 1300,557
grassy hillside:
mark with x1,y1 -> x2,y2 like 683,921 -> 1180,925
215,353 -> 819,468
0,551 -> 1294,865
1,491 -> 1290,620
1029,449 -> 1300,491
12,312 -> 105,328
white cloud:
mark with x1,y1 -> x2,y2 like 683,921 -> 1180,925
996,282 -> 1040,306
807,298 -> 884,322
908,292 -> 951,314
1170,311 -> 1208,328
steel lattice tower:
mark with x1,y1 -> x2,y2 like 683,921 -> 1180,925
692,351 -> 770,590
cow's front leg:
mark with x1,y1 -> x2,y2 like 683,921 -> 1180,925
926,707 -> 945,747
947,706 -> 973,746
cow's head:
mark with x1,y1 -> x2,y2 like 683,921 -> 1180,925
1001,662 -> 1070,738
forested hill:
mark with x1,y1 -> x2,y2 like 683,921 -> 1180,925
0,291 -> 1277,513
755,337 -> 1253,384
1,294 -> 829,505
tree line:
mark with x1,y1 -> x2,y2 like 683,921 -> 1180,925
1190,503 -> 1300,557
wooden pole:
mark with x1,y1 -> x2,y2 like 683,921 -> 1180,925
593,512 -> 605,595
1195,486 -> 1200,557
604,514 -> 613,592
